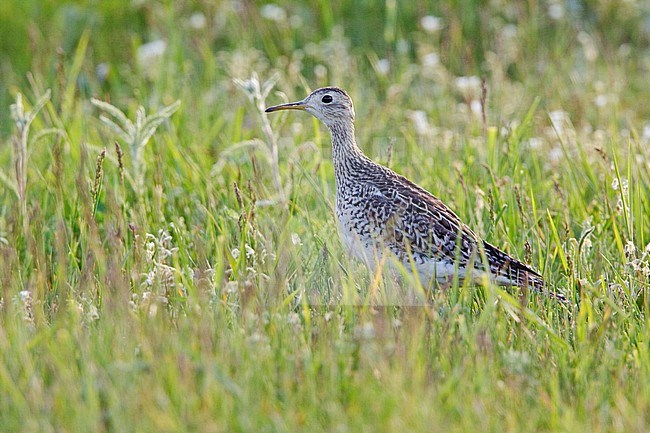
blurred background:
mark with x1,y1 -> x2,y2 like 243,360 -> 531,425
2,3 -> 650,430
1,0 -> 650,139
2,0 -> 650,295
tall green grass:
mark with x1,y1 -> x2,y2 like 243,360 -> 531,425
1,0 -> 650,431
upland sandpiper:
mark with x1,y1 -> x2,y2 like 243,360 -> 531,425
266,87 -> 566,302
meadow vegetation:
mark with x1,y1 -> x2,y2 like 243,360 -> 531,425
1,0 -> 650,431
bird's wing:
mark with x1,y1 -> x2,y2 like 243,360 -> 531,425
363,178 -> 482,268
365,170 -> 538,276
363,169 -> 566,301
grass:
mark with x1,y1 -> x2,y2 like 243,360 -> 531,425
1,0 -> 650,431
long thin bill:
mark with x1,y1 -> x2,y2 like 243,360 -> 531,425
264,101 -> 306,113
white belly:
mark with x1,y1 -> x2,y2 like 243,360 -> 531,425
337,213 -> 378,266
336,211 -> 464,284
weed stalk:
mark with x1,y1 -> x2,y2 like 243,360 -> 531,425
234,72 -> 287,207
9,90 -> 51,237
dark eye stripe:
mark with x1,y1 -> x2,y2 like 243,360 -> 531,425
322,95 -> 333,103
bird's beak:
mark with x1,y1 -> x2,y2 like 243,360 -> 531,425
264,100 -> 307,113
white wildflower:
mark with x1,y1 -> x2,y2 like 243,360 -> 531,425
595,94 -> 607,107
615,197 -> 628,214
421,15 -> 442,33
189,12 -> 207,30
129,293 -> 139,310
620,178 -> 629,194
314,64 -> 328,81
355,321 -> 375,339
549,147 -> 563,164
470,99 -> 482,116
422,52 -> 439,68
144,270 -> 155,286
396,39 -> 409,54
619,44 -> 631,57
578,31 -> 598,62
16,290 -> 34,327
96,63 -> 110,83
409,110 -> 432,136
136,39 -> 166,72
642,264 -> 650,278
260,4 -> 286,22
642,124 -> 650,143
376,58 -> 390,75
454,76 -> 481,98
548,2 -> 565,20
526,137 -> 543,149
549,110 -> 570,134
289,14 -> 303,29
141,229 -> 179,291
87,304 -> 100,322
501,24 -> 518,40
146,241 -> 156,261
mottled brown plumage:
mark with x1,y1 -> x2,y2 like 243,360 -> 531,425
266,87 -> 566,302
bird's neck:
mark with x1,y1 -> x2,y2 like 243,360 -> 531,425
328,120 -> 367,183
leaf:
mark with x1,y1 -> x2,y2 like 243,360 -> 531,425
261,73 -> 280,100
98,115 -> 132,143
31,128 -> 66,144
91,98 -> 131,128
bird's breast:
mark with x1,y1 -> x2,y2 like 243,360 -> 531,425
335,193 -> 378,264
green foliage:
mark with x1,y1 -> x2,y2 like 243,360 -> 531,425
1,0 -> 650,431
91,97 -> 181,195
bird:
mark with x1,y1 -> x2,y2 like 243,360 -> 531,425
265,87 -> 567,303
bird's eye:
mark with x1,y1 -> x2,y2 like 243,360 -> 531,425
321,95 -> 333,103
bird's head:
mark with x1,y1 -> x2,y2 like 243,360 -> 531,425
265,87 -> 355,127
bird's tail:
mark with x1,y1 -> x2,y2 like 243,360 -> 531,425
483,241 -> 568,304
519,270 -> 568,304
